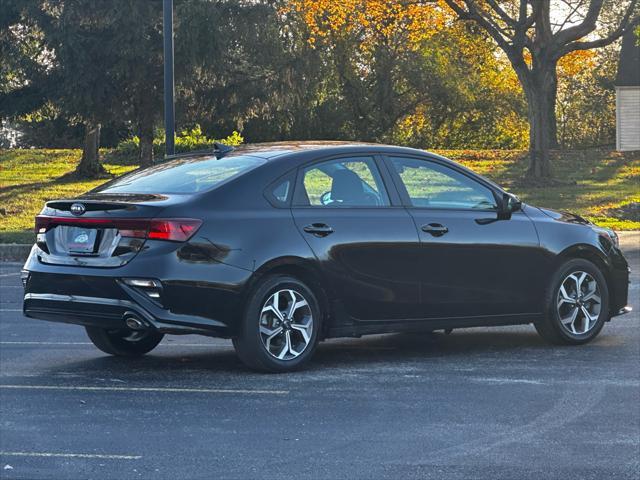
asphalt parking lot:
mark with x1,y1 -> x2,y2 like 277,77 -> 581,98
1,234 -> 638,480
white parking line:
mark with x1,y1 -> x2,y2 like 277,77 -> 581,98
0,384 -> 288,395
0,341 -> 218,347
0,341 -> 93,345
0,272 -> 20,278
0,309 -> 22,312
471,377 -> 545,385
0,451 -> 141,460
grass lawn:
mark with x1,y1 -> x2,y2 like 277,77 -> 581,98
0,149 -> 137,243
0,147 -> 638,244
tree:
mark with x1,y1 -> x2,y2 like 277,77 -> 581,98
1,1 -> 164,173
37,1 -> 127,177
44,1 -> 167,174
287,0 -> 528,147
174,0 -> 326,142
0,1 -> 51,144
556,48 -> 617,147
442,0 -> 640,181
108,1 -> 163,167
288,0 -> 450,140
390,23 -> 529,149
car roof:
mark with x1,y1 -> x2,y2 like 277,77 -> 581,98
226,140 -> 433,161
227,141 -> 505,194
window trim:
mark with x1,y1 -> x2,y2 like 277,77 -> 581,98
263,170 -> 296,208
291,154 -> 399,209
382,154 -> 502,212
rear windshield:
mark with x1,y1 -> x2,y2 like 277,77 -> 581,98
95,155 -> 266,194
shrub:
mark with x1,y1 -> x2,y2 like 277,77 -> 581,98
113,125 -> 244,161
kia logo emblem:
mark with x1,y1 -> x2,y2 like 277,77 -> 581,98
70,203 -> 86,216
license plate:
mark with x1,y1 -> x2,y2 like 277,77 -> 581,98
65,227 -> 98,254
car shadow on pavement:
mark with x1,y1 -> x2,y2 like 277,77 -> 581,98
30,328 -> 578,378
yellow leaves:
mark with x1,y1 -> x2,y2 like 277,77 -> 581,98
558,50 -> 596,78
288,0 -> 452,52
519,46 -> 595,80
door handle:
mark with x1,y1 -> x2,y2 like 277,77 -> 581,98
303,223 -> 334,237
421,223 -> 448,237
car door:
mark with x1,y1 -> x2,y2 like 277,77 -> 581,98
291,155 -> 422,321
385,155 -> 544,319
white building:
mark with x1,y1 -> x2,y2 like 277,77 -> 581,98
615,29 -> 640,151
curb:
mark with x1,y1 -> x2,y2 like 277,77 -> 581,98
0,244 -> 32,263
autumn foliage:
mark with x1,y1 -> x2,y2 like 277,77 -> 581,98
2,0 -> 630,178
288,0 -> 451,50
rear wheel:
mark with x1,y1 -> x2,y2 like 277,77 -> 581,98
85,326 -> 164,356
233,275 -> 321,372
535,258 -> 609,345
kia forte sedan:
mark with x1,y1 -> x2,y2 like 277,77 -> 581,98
22,142 -> 631,372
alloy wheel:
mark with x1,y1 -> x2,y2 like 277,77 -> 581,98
556,271 -> 602,335
259,289 -> 313,360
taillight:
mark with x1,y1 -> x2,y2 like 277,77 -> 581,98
148,219 -> 202,242
34,216 -> 202,242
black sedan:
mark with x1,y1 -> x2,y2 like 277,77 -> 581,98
22,142 -> 631,372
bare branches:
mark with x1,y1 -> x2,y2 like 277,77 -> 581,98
551,0 -> 605,46
561,17 -> 640,54
485,0 -> 517,27
445,0 -> 638,63
442,0 -> 516,54
559,0 -> 639,55
551,0 -> 586,33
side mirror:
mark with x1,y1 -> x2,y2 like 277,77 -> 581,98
499,193 -> 521,218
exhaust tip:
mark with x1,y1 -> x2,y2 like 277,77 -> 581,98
124,315 -> 146,330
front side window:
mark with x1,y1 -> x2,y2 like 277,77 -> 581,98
389,157 -> 497,210
297,157 -> 390,207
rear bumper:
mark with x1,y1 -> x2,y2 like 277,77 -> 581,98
23,291 -> 231,337
21,250 -> 253,337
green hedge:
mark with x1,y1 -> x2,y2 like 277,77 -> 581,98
113,125 -> 244,160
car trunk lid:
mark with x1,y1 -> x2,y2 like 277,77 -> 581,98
35,194 -> 199,267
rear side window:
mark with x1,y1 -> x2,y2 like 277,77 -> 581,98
96,155 -> 266,194
296,157 -> 390,207
272,180 -> 291,203
264,174 -> 294,207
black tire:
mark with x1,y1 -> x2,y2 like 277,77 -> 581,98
535,258 -> 610,345
85,326 -> 164,356
233,275 -> 322,373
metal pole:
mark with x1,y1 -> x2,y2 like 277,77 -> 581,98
163,0 -> 175,156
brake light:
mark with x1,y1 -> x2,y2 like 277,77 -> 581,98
148,219 -> 202,242
34,216 -> 202,242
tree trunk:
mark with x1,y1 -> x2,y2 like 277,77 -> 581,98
521,65 -> 559,181
75,121 -> 105,178
374,47 -> 396,139
333,42 -> 371,140
546,76 -> 559,149
138,117 -> 154,167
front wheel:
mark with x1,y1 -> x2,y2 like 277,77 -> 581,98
85,326 -> 164,356
233,275 -> 321,372
535,258 -> 609,345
